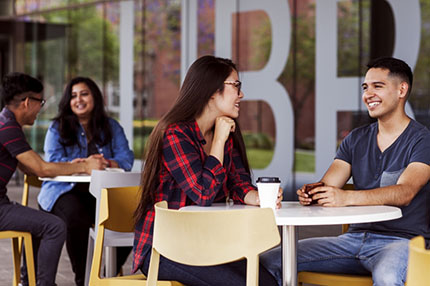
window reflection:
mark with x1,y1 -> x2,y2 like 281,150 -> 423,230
5,0 -> 430,177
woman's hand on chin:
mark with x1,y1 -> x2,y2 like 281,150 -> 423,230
213,116 -> 235,144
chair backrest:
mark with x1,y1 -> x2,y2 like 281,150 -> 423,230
406,236 -> 430,286
98,186 -> 141,233
22,175 -> 42,206
152,201 -> 281,266
89,170 -> 141,232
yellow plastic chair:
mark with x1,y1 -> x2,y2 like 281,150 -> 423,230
17,175 -> 42,255
298,272 -> 372,286
0,174 -> 40,286
298,183 -> 373,286
405,236 -> 430,286
85,170 -> 142,285
0,231 -> 36,286
18,175 -> 43,255
89,187 -> 182,286
146,201 -> 281,286
22,174 -> 42,206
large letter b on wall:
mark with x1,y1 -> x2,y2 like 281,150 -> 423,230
215,0 -> 294,186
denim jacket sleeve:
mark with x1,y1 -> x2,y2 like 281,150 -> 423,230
39,121 -> 80,212
107,118 -> 134,171
43,121 -> 83,162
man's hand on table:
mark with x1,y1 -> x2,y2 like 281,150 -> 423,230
297,184 -> 349,207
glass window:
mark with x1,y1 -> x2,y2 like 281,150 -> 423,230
7,0 -> 430,197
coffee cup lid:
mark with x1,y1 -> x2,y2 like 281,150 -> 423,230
256,177 -> 281,183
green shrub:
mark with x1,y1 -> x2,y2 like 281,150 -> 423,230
246,148 -> 273,169
242,132 -> 274,149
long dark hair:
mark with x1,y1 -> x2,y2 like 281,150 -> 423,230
135,55 -> 250,221
54,77 -> 112,147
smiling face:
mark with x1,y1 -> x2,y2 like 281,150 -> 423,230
361,68 -> 408,120
70,82 -> 95,122
211,70 -> 244,119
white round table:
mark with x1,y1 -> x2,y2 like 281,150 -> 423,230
39,174 -> 91,183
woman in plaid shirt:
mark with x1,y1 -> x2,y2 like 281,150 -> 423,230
133,55 -> 281,286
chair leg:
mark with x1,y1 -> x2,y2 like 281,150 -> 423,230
22,233 -> 36,286
246,256 -> 259,286
11,237 -> 21,286
147,249 -> 161,286
84,229 -> 95,286
17,236 -> 24,259
105,246 -> 117,277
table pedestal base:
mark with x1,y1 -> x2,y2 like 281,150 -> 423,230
282,225 -> 297,286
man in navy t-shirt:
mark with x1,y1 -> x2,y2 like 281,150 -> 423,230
296,57 -> 430,285
0,73 -> 105,286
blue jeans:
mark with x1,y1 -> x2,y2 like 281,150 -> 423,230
0,196 -> 66,286
298,232 -> 409,286
140,247 -> 280,286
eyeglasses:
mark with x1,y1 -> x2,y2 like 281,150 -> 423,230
224,80 -> 242,95
22,96 -> 46,107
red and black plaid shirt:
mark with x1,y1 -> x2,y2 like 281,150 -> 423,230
133,120 -> 255,272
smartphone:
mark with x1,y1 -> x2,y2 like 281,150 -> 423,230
303,182 -> 325,205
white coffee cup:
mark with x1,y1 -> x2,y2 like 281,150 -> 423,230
256,177 -> 281,211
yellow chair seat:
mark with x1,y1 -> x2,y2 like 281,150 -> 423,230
298,271 -> 372,286
405,236 -> 430,286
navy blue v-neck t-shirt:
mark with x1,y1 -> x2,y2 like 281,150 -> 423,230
336,120 -> 430,239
